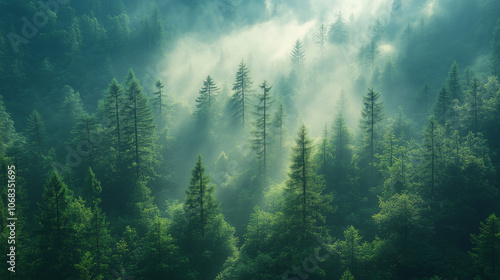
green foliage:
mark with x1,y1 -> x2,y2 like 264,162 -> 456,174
185,155 -> 218,238
330,11 -> 348,44
196,75 -> 220,121
470,213 -> 500,280
291,39 -> 305,69
360,88 -> 384,167
230,60 -> 254,128
252,80 -> 273,177
281,124 -> 333,244
340,269 -> 355,280
121,69 -> 157,180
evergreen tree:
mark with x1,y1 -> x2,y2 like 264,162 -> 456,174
282,124 -> 333,244
121,70 -> 157,180
154,78 -> 166,117
329,11 -> 348,44
36,171 -> 79,279
71,113 -> 98,172
272,102 -> 287,159
0,95 -> 17,153
373,192 -> 431,278
468,75 -> 481,130
366,39 -> 379,70
196,75 -> 219,121
315,23 -> 328,55
290,39 -> 305,70
179,155 -> 237,279
433,84 -> 449,125
447,62 -> 462,101
360,88 -> 384,168
185,155 -> 217,238
231,60 -> 253,128
470,213 -> 500,280
252,81 -> 273,178
337,226 -> 363,276
26,109 -> 47,151
101,78 -> 123,155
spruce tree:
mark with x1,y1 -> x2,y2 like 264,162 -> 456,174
282,124 -> 332,243
360,88 -> 384,168
470,213 -> 500,280
121,70 -> 157,180
315,24 -> 328,55
185,155 -> 217,238
36,171 -> 77,279
154,78 -> 166,117
26,109 -> 47,151
290,39 -> 305,70
195,75 -> 219,121
102,78 -> 123,155
231,60 -> 253,128
447,62 -> 462,101
252,81 -> 273,178
433,84 -> 449,125
330,11 -> 348,44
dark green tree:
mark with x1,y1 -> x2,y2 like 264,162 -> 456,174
281,124 -> 333,244
26,109 -> 47,151
315,23 -> 328,55
121,70 -> 157,180
154,78 -> 166,117
470,213 -> 500,280
231,60 -> 253,128
447,62 -> 462,101
196,75 -> 219,121
360,88 -> 384,168
185,155 -> 217,238
433,84 -> 449,125
329,11 -> 348,44
36,171 -> 79,279
290,39 -> 305,70
252,81 -> 273,178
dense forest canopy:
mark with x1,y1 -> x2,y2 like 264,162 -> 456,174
0,0 -> 500,279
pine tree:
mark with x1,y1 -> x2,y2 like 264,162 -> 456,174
231,60 -> 253,128
423,117 -> 438,198
26,109 -> 47,151
0,95 -> 17,153
360,88 -> 384,168
121,70 -> 157,180
185,155 -> 217,238
366,39 -> 379,70
102,78 -> 123,155
433,84 -> 449,125
252,81 -> 273,178
329,11 -> 348,44
290,39 -> 305,70
36,171 -> 78,279
154,78 -> 166,117
272,102 -> 287,159
470,213 -> 500,280
282,124 -> 333,243
338,226 -> 362,275
315,24 -> 328,55
447,62 -> 462,101
71,113 -> 98,171
180,155 -> 237,279
196,75 -> 219,121
469,75 -> 480,130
